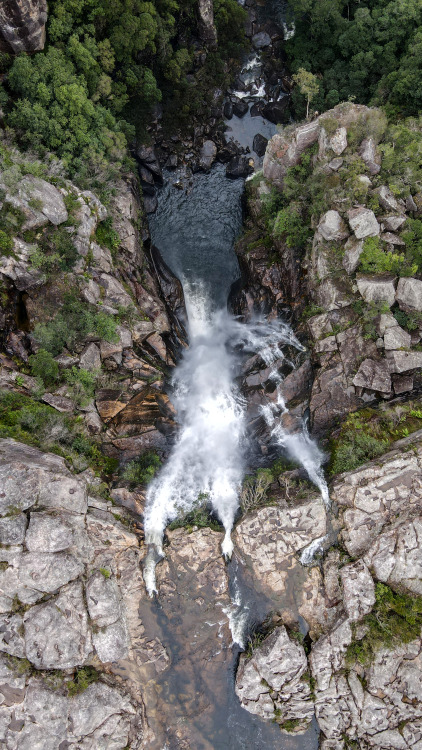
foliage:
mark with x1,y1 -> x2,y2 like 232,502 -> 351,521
33,291 -> 118,356
95,216 -> 120,256
393,307 -> 422,331
67,667 -> 99,697
347,583 -> 422,666
0,229 -> 14,255
285,0 -> 422,116
359,236 -> 417,276
99,567 -> 111,578
0,389 -> 115,475
240,468 -> 274,513
273,204 -> 312,250
292,68 -> 320,118
168,492 -> 223,532
122,450 -> 162,487
28,349 -> 59,387
30,226 -> 79,273
63,366 -> 97,406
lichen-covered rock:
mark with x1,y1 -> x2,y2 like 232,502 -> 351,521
396,277 -> 422,312
340,560 -> 375,621
356,275 -> 396,307
348,207 -> 380,238
318,210 -> 349,242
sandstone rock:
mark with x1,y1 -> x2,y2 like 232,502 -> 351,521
396,277 -> 422,312
386,350 -> 422,373
352,358 -> 391,394
348,207 -> 380,239
18,551 -> 83,593
356,275 -> 396,307
19,176 -> 68,225
0,514 -> 27,546
99,274 -> 132,309
25,512 -> 75,553
24,581 -> 92,668
364,518 -> 422,596
308,313 -> 333,341
236,626 -> 313,729
383,324 -> 411,350
329,127 -> 347,155
0,612 -> 25,657
197,0 -> 217,46
310,618 -> 352,692
381,215 -> 406,232
95,389 -> 131,421
318,211 -> 349,242
41,392 -> 74,412
342,236 -> 364,275
340,561 -> 375,622
199,140 -> 217,171
381,231 -> 405,246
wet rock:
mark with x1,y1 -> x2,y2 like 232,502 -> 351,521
234,500 -> 326,597
348,207 -> 380,239
356,275 -> 396,307
252,31 -> 271,49
0,0 -> 47,53
280,359 -> 313,405
134,144 -> 163,184
226,154 -> 253,179
236,626 -> 313,730
262,97 -> 290,125
395,276 -> 422,312
143,192 -> 158,214
318,211 -> 349,242
138,164 -> 156,195
24,581 -> 92,668
352,358 -> 391,394
199,139 -> 217,171
253,133 -> 268,158
223,99 -> 233,119
232,98 -> 249,118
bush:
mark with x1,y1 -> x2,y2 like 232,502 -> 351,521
67,667 -> 99,697
63,366 -> 96,406
240,468 -> 274,513
122,451 -> 162,487
347,583 -> 422,666
359,236 -> 417,276
329,411 -> 389,475
0,229 -> 14,255
28,349 -> 59,387
95,216 -> 120,257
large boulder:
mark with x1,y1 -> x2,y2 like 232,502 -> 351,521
352,358 -> 391,394
18,176 -> 68,225
199,139 -> 217,171
318,211 -> 349,242
0,0 -> 47,52
395,277 -> 422,312
356,275 -> 396,307
348,207 -> 380,238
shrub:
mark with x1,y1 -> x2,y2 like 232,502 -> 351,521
359,236 -> 417,276
347,583 -> 422,666
0,229 -> 14,255
67,667 -> 99,697
28,348 -> 59,387
63,366 -> 96,406
122,451 -> 162,487
273,205 -> 311,249
95,216 -> 120,257
240,468 -> 274,513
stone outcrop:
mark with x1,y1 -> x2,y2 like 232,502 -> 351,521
0,0 -> 47,53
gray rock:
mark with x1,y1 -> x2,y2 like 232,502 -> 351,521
92,619 -> 129,663
79,343 -> 101,372
198,0 -> 217,46
0,0 -> 47,53
0,613 -> 25,656
199,140 -> 217,171
364,518 -> 422,596
393,374 -> 413,394
328,157 -> 344,171
99,274 -> 133,308
340,561 -> 375,622
24,581 -> 92,668
383,325 -> 411,350
356,275 -> 396,307
86,571 -> 122,628
396,277 -> 422,312
41,392 -> 74,412
329,127 -> 347,156
360,137 -> 381,175
381,231 -> 405,246
342,236 -> 364,274
81,278 -> 101,305
68,682 -> 134,739
348,207 -> 380,239
376,185 -> 403,213
19,176 -> 68,225
386,350 -> 422,373
252,32 -> 272,49
352,358 -> 391,394
318,210 -> 349,242
0,514 -> 27,546
381,215 -> 406,232
25,512 -> 74,553
377,312 -> 398,336
18,551 -> 83,592
0,238 -> 44,291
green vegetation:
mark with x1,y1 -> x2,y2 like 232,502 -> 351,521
122,450 -> 162,487
168,492 -> 224,532
0,389 -> 116,475
67,666 -> 99,696
29,226 -> 79,273
240,468 -> 274,513
286,0 -> 422,117
0,229 -> 14,255
278,717 -> 302,732
95,216 -> 120,257
28,349 -> 59,387
329,400 -> 422,476
0,0 -> 247,184
347,583 -> 422,666
33,291 -> 118,356
63,366 -> 97,406
99,567 -> 111,578
359,236 -> 417,276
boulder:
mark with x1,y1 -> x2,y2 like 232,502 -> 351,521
0,0 -> 47,53
318,210 -> 349,242
352,358 -> 391,394
356,275 -> 396,307
232,98 -> 249,118
329,127 -> 347,155
252,32 -> 271,49
348,207 -> 380,239
263,119 -> 320,188
18,176 -> 68,225
340,561 -> 375,621
342,236 -> 364,274
395,277 -> 422,312
199,140 -> 217,171
381,215 -> 406,232
253,133 -> 268,158
386,350 -> 422,373
383,325 -> 411,350
359,137 -> 381,175
25,512 -> 75,553
79,342 -> 101,372
226,155 -> 253,179
262,97 -> 290,125
99,273 -> 133,308
376,185 -> 403,213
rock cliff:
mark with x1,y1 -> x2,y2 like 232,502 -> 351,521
0,0 -> 47,52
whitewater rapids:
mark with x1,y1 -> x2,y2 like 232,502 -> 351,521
143,284 -> 329,596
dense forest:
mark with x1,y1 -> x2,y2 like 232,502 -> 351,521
286,0 -> 422,118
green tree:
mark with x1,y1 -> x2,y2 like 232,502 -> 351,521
292,67 -> 320,118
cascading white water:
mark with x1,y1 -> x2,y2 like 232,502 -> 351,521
143,284 -> 330,596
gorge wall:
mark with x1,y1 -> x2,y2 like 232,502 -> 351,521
0,0 -> 47,53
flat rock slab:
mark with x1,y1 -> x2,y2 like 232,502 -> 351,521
352,358 -> 391,393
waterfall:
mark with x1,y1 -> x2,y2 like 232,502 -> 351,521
143,284 -> 329,596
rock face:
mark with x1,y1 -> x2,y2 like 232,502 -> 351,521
0,0 -> 47,52
197,0 -> 217,46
